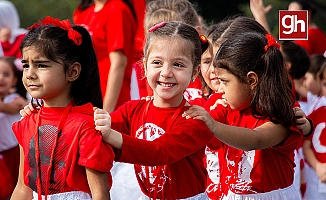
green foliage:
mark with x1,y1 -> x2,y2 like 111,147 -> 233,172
10,0 -> 78,28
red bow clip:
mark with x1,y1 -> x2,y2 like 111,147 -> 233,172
264,34 -> 280,51
27,16 -> 82,45
199,34 -> 208,44
149,21 -> 166,32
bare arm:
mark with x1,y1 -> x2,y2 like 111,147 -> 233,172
10,146 -> 33,200
103,50 -> 127,113
183,105 -> 290,151
303,140 -> 326,183
86,167 -> 110,200
250,0 -> 272,33
0,97 -> 28,114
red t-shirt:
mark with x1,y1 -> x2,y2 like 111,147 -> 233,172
73,0 -> 136,110
209,105 -> 302,196
295,27 -> 326,55
12,103 -> 114,195
110,100 -> 214,199
307,106 -> 326,163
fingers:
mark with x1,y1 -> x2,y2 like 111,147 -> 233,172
19,103 -> 38,117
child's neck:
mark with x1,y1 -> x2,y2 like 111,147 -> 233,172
152,95 -> 185,108
43,98 -> 73,108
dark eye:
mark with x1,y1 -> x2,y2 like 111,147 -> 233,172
38,64 -> 48,68
22,64 -> 29,69
153,61 -> 161,65
173,62 -> 184,68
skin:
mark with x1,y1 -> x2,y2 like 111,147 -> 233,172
303,72 -> 321,96
182,69 -> 291,151
200,49 -> 219,92
94,36 -> 199,148
12,46 -> 109,200
0,59 -> 27,113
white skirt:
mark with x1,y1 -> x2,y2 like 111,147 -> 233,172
138,192 -> 209,200
222,184 -> 301,200
32,191 -> 92,200
303,162 -> 326,200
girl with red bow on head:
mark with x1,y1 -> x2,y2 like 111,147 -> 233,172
183,32 -> 312,200
10,16 -> 114,200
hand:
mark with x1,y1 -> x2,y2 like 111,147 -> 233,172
293,107 -> 311,135
250,0 -> 272,18
0,27 -> 11,42
210,98 -> 227,111
93,107 -> 112,138
183,105 -> 215,131
141,96 -> 154,101
316,162 -> 326,183
20,103 -> 39,118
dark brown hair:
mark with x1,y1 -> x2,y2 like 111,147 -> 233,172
215,32 -> 295,126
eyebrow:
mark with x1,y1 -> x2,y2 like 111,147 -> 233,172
21,59 -> 51,64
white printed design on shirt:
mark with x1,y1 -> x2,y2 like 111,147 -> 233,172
135,123 -> 170,193
312,122 -> 326,153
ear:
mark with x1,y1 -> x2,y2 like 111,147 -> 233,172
67,62 -> 81,82
284,61 -> 292,72
247,71 -> 258,90
194,26 -> 203,35
192,65 -> 200,82
143,58 -> 147,77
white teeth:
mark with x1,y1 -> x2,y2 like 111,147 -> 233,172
160,82 -> 174,87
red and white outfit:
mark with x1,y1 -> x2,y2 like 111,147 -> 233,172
209,105 -> 302,199
0,93 -> 20,199
304,106 -> 326,200
110,99 -> 214,199
73,0 -> 136,110
12,103 -> 114,198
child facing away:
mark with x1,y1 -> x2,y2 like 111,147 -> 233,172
302,61 -> 326,200
10,16 -> 114,200
94,21 -> 214,199
183,32 -> 309,199
0,56 -> 27,200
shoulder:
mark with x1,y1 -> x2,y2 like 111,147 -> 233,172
105,0 -> 131,11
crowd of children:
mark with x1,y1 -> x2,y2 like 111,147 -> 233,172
2,0 -> 326,199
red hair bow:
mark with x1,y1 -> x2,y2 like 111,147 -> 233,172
199,34 -> 208,44
27,16 -> 82,45
264,34 -> 280,51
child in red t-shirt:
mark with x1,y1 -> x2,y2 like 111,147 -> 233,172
11,16 -> 114,200
183,32 -> 311,199
302,61 -> 326,200
94,21 -> 214,199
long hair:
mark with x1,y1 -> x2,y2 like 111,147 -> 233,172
215,32 -> 295,126
20,24 -> 102,108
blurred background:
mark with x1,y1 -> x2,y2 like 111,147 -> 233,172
10,0 -> 326,36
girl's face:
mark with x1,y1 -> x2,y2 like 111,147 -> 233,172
216,68 -> 252,110
22,46 -> 72,107
303,72 -> 320,95
321,70 -> 326,97
145,37 -> 197,107
0,60 -> 16,98
200,49 -> 219,92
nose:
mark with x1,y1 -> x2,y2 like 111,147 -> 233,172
24,65 -> 37,80
160,63 -> 173,78
217,83 -> 224,93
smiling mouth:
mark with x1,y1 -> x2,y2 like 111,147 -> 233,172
158,81 -> 175,87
